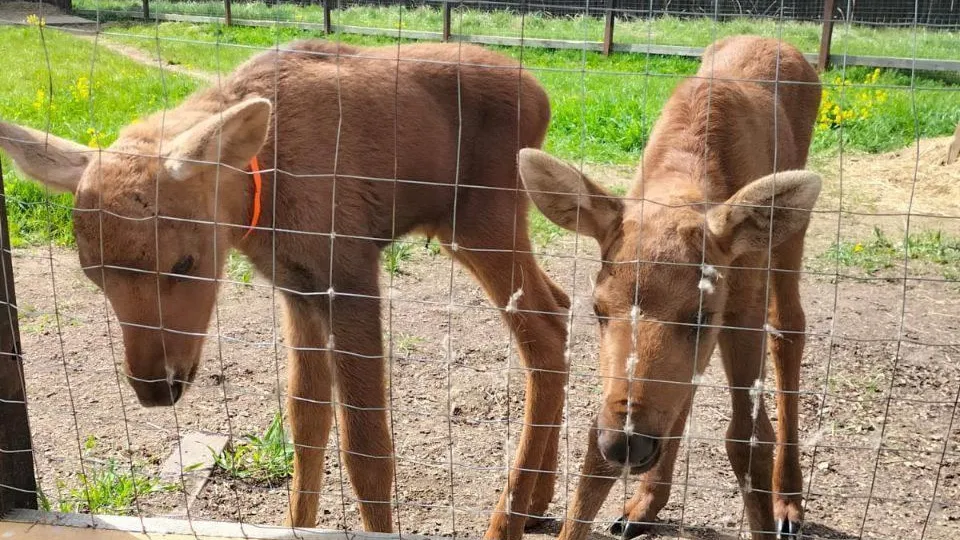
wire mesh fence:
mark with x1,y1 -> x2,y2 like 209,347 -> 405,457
0,0 -> 958,539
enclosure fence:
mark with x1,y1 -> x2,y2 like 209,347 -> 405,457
0,0 -> 959,539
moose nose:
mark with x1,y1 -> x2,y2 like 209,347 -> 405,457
597,428 -> 659,469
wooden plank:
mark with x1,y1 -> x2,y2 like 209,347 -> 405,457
2,509 -> 449,540
0,169 -> 37,515
818,0 -> 835,71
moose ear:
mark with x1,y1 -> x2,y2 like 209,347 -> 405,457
706,170 -> 822,258
163,98 -> 272,182
0,121 -> 91,193
518,148 -> 624,243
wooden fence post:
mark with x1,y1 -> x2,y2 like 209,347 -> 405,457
602,0 -> 616,56
818,0 -> 836,71
323,0 -> 331,34
0,168 -> 38,515
142,0 -> 149,20
224,0 -> 232,26
442,1 -> 452,42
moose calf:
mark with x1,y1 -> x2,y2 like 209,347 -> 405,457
0,41 -> 570,540
518,36 -> 821,539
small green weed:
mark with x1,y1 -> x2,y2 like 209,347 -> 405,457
55,436 -> 175,515
226,250 -> 255,284
213,412 -> 293,485
382,241 -> 414,276
394,332 -> 424,355
529,208 -> 566,249
424,238 -> 443,256
822,227 -> 960,279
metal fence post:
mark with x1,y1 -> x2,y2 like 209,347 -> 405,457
602,0 -> 616,56
0,168 -> 38,515
818,0 -> 836,71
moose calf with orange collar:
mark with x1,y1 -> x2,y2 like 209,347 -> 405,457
518,36 -> 821,539
0,41 -> 570,539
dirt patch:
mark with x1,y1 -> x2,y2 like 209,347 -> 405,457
10,139 -> 960,539
813,136 -> 960,219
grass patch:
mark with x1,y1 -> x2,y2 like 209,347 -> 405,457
44,436 -> 175,514
0,25 -> 197,246
226,250 -> 255,283
382,240 -> 414,276
213,412 -> 293,484
75,2 -> 960,61
528,208 -> 565,249
821,227 -> 960,280
99,22 -> 960,166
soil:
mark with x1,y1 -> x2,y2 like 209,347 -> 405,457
11,145 -> 960,540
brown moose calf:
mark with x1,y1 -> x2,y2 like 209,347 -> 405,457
518,36 -> 821,539
0,41 -> 570,540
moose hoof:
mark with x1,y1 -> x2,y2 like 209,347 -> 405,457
776,518 -> 800,539
609,516 -> 652,539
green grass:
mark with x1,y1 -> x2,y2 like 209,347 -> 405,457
0,25 -> 197,246
100,22 -> 960,163
226,250 -> 255,283
3,20 -> 959,248
382,240 -> 414,276
213,412 -> 294,484
821,227 -> 960,280
44,435 -> 175,515
74,2 -> 960,61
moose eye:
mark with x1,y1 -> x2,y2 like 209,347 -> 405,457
593,303 -> 608,326
171,255 -> 194,278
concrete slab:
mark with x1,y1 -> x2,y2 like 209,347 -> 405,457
158,432 -> 230,518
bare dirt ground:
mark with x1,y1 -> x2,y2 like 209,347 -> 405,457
12,142 -> 960,540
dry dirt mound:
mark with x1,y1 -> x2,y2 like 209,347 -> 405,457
816,136 -> 960,219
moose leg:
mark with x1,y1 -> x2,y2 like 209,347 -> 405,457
441,229 -> 569,540
611,398 -> 691,539
769,235 -> 808,538
718,310 -> 777,539
327,250 -> 394,533
557,420 -> 621,540
284,295 -> 335,528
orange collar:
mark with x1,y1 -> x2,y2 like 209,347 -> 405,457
243,156 -> 263,240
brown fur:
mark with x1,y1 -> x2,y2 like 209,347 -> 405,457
0,41 -> 570,539
518,36 -> 821,539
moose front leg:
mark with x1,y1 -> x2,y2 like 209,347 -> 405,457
283,296 -> 334,528
770,239 -> 809,538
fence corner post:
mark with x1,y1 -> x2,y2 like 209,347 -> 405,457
602,0 -> 616,56
818,0 -> 836,71
442,1 -> 452,42
0,168 -> 38,516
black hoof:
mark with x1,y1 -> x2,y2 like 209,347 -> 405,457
609,516 -> 651,539
776,519 -> 800,539
524,516 -> 557,533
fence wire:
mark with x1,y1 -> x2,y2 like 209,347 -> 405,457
0,0 -> 958,539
